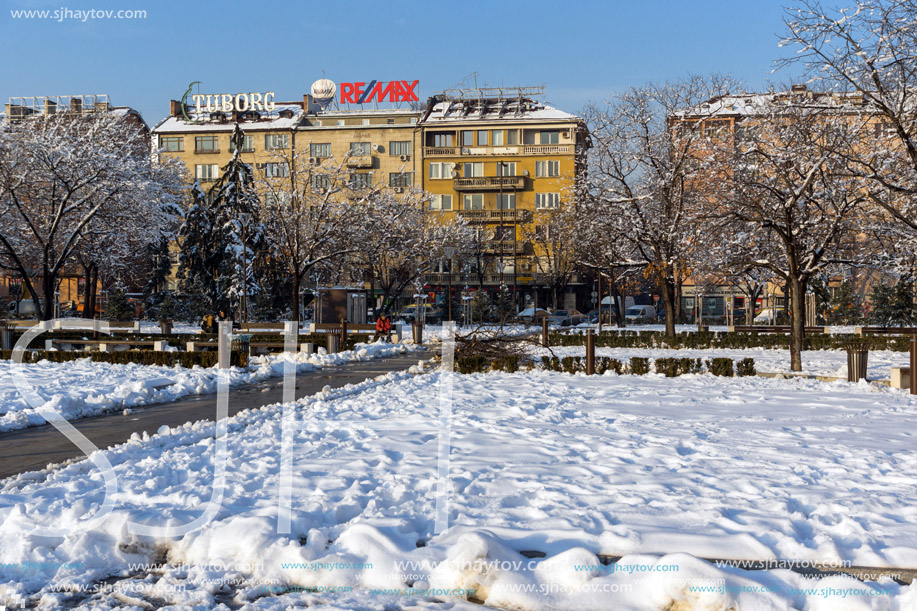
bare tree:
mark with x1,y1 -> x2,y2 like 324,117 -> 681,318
780,0 -> 917,236
724,101 -> 869,370
0,112 -> 183,320
583,76 -> 739,337
524,203 -> 580,310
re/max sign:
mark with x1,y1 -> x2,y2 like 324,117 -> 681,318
340,80 -> 419,104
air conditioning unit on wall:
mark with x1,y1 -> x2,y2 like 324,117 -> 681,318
399,155 -> 410,161
393,186 -> 404,193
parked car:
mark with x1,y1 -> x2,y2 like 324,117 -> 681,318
398,304 -> 439,323
625,305 -> 656,324
517,307 -> 550,322
753,308 -> 790,325
7,298 -> 44,317
546,309 -> 584,326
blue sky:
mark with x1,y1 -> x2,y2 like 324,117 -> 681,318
1,0 -> 804,125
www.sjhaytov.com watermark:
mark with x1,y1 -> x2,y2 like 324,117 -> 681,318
10,8 -> 147,22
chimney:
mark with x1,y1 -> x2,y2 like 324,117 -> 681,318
71,98 -> 83,113
170,99 -> 183,117
791,84 -> 807,94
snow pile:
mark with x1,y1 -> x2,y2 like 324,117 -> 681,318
0,341 -> 419,432
0,370 -> 916,608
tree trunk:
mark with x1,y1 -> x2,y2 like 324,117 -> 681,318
789,276 -> 806,372
291,272 -> 301,322
661,274 -> 676,338
41,269 -> 56,321
82,264 -> 93,319
88,265 -> 99,319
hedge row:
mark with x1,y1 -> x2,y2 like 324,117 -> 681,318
549,330 -> 914,352
7,331 -> 373,351
0,349 -> 248,368
454,354 -> 757,377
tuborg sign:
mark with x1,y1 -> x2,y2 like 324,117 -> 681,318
180,82 -> 276,121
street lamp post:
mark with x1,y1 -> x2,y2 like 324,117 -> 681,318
443,246 -> 456,322
239,212 -> 252,324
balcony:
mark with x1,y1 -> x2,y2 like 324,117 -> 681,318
346,155 -> 373,168
522,144 -> 573,155
424,146 -> 459,156
484,240 -> 527,255
424,273 -> 463,284
458,209 -> 531,224
454,176 -> 525,191
194,148 -> 221,155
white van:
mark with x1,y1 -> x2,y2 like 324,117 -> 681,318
625,305 -> 656,323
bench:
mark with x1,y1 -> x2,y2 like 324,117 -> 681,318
856,326 -> 917,336
237,322 -> 296,334
891,367 -> 911,389
309,322 -> 402,342
46,339 -> 169,352
185,340 -> 316,354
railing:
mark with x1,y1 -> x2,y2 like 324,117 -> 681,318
454,176 -> 525,191
458,209 -> 531,223
522,144 -> 573,155
194,148 -> 221,154
424,273 -> 463,283
423,146 -> 459,156
346,155 -> 373,168
484,241 -> 526,255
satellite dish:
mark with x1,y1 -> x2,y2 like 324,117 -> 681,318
310,79 -> 337,111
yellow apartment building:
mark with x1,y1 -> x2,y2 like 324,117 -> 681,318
419,89 -> 589,306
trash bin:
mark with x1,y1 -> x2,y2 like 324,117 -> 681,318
326,332 -> 342,354
845,338 -> 870,382
160,320 -> 173,335
412,321 -> 423,345
0,323 -> 12,351
231,333 -> 251,367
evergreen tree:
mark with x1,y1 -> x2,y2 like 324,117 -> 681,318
208,124 -> 267,315
177,182 -> 218,315
870,277 -> 917,327
106,281 -> 133,321
828,280 -> 860,325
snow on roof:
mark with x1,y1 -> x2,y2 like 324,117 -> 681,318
675,89 -> 877,119
423,97 -> 579,124
152,104 -> 304,133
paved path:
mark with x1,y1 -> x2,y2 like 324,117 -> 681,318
0,351 -> 432,480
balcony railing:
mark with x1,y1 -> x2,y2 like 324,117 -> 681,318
423,146 -> 459,156
484,240 -> 526,255
346,155 -> 373,168
458,209 -> 531,224
522,144 -> 573,155
194,148 -> 221,154
454,176 -> 525,191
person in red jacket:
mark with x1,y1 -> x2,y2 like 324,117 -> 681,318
375,314 -> 392,342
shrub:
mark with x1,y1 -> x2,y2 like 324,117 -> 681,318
707,357 -> 735,377
595,357 -> 623,375
736,358 -> 756,377
561,356 -> 580,374
629,357 -> 650,375
654,357 -> 681,377
456,355 -> 489,374
0,349 -> 247,368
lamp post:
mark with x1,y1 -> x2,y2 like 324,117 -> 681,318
443,246 -> 456,322
239,212 -> 252,323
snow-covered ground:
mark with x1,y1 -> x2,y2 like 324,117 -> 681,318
0,342 -> 421,433
1,369 -> 915,609
532,345 -> 908,379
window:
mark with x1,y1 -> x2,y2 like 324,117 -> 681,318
389,141 -> 412,156
361,118 -> 370,126
536,193 -> 560,209
492,130 -> 504,146
496,162 -> 516,176
462,131 -> 475,146
229,135 -> 254,153
535,160 -> 559,177
874,121 -> 895,139
463,194 -> 484,210
264,162 -> 290,178
506,129 -> 519,145
494,226 -> 514,240
429,162 -> 454,180
311,174 -> 332,191
350,142 -> 371,156
311,143 -> 331,158
498,193 -> 516,209
160,136 -> 183,152
265,133 -> 290,149
265,191 -> 292,206
389,172 -> 413,187
539,130 -> 560,144
463,162 -> 483,178
430,132 -> 453,147
703,120 -> 729,139
194,135 -> 219,153
337,119 -> 345,126
430,194 -> 453,211
477,130 -> 488,146
350,172 -> 372,189
195,164 -> 219,181
387,118 -> 395,124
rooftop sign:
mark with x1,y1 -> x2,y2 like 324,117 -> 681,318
339,80 -> 419,104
